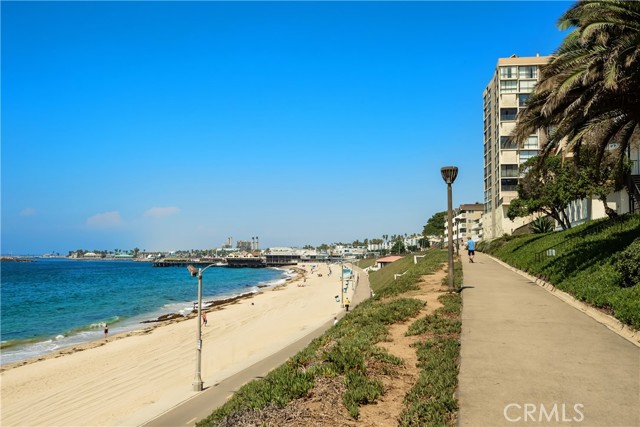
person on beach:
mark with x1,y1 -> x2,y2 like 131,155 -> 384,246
104,324 -> 108,340
466,237 -> 475,263
202,312 -> 208,326
344,297 -> 350,312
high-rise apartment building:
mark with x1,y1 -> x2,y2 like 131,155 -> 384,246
482,54 -> 550,239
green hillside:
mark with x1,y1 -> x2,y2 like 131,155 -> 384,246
478,213 -> 640,329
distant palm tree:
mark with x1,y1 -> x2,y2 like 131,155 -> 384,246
513,0 -> 640,214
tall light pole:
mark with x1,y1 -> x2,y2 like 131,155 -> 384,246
187,263 -> 216,392
340,261 -> 345,308
441,166 -> 458,292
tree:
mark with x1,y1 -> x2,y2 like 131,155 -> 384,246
391,240 -> 406,254
507,156 -> 588,229
422,211 -> 446,237
513,0 -> 640,215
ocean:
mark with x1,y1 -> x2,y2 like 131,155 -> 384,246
0,259 -> 289,365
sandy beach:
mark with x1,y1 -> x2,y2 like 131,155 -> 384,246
1,263 -> 358,426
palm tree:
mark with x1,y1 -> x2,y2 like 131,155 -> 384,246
513,0 -> 640,215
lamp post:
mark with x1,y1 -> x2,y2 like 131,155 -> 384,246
340,261 -> 345,308
187,263 -> 216,392
441,166 -> 458,292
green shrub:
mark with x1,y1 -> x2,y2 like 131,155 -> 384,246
343,371 -> 384,418
399,338 -> 460,427
615,237 -> 640,288
531,217 -> 554,234
400,292 -> 461,426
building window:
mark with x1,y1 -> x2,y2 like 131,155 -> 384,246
500,80 -> 517,93
501,164 -> 519,178
500,66 -> 517,79
519,80 -> 537,93
518,93 -> 530,107
500,108 -> 517,121
524,135 -> 538,149
501,178 -> 518,192
500,136 -> 517,149
519,150 -> 538,163
518,66 -> 538,79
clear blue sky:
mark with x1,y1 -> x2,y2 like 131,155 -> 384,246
1,1 -> 571,254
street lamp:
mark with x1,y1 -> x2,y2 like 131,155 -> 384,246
441,166 -> 458,292
187,263 -> 217,392
340,261 -> 345,308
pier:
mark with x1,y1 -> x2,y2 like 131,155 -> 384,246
152,258 -> 226,268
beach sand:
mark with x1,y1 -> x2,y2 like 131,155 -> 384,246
1,263 -> 356,426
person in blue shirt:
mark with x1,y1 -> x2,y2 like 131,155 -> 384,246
466,237 -> 475,263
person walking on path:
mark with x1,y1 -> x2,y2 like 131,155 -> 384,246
466,236 -> 475,263
344,297 -> 350,312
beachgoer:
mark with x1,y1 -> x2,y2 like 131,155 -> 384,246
345,297 -> 350,312
104,324 -> 108,340
467,237 -> 475,263
202,312 -> 208,326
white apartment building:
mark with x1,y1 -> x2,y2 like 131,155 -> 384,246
482,54 -> 550,239
483,55 -> 640,238
443,204 -> 484,246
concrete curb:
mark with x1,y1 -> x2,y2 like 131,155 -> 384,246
484,253 -> 640,348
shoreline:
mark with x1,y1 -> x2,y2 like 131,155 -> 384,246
0,263 -> 348,426
0,268 -> 303,373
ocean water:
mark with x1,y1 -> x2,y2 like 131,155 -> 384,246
0,259 -> 289,365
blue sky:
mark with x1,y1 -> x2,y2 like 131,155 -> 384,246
1,1 -> 571,254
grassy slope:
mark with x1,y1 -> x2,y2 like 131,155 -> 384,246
478,213 -> 640,329
197,249 -> 462,426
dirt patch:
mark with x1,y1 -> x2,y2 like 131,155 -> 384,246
355,265 -> 449,426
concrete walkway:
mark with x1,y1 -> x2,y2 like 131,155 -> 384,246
458,252 -> 639,427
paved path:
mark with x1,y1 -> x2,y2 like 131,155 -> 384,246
143,266 -> 371,427
458,252 -> 639,427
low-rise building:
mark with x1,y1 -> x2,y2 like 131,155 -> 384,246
444,203 -> 484,245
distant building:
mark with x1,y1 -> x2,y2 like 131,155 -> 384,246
375,256 -> 403,269
332,245 -> 366,258
444,204 -> 484,245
